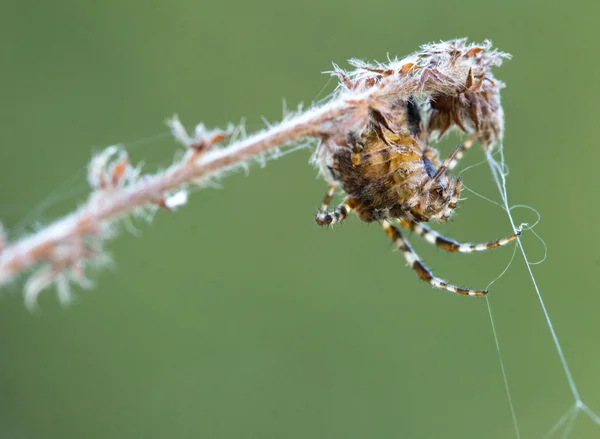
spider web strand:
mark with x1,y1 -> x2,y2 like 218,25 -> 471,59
485,148 -> 600,433
485,296 -> 521,439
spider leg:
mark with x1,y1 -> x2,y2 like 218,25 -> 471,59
317,183 -> 337,212
315,189 -> 359,226
397,217 -> 520,253
437,179 -> 461,222
416,145 -> 462,197
402,146 -> 461,211
381,219 -> 487,296
439,184 -> 462,222
408,136 -> 474,210
448,136 -> 475,170
429,145 -> 461,182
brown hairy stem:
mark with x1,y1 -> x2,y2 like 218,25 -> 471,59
0,101 -> 352,294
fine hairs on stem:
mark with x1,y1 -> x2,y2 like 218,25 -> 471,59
0,38 -> 509,308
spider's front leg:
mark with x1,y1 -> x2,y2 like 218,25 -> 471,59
315,183 -> 359,226
448,136 -> 475,170
401,146 -> 462,214
421,136 -> 475,179
436,178 -> 461,222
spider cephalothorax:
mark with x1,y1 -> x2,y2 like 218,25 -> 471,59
312,39 -> 518,296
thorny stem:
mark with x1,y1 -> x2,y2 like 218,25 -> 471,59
0,38 -> 509,305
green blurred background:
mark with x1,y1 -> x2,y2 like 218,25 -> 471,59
1,1 -> 599,438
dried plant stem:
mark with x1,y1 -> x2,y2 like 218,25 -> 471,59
0,38 -> 509,306
0,100 -> 351,287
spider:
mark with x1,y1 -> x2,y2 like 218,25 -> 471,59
314,97 -> 519,296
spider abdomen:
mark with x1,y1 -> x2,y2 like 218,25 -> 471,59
331,123 -> 458,223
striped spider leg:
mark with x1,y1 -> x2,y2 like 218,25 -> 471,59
400,137 -> 472,219
397,218 -> 520,253
381,219 -> 488,296
315,183 -> 359,226
448,136 -> 476,171
382,218 -> 519,296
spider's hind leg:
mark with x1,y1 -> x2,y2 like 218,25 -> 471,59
398,218 -> 520,253
381,219 -> 487,296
